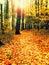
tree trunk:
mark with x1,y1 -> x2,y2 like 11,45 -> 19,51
35,0 -> 38,16
4,0 -> 9,19
1,4 -> 4,34
12,15 -> 15,30
45,0 -> 48,15
22,15 -> 24,30
38,0 -> 39,16
15,15 -> 21,34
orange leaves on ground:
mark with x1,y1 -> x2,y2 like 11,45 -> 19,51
0,30 -> 49,65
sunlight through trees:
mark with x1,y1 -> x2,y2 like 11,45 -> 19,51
0,0 -> 49,33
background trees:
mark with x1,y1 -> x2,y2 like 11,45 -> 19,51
0,0 -> 49,34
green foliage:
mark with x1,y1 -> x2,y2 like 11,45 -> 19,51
6,53 -> 12,57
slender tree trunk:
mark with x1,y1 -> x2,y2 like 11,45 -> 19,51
45,0 -> 48,15
41,0 -> 44,15
22,15 -> 24,30
12,15 -> 15,30
35,0 -> 38,16
38,0 -> 39,16
11,3 -> 15,30
1,4 -> 4,34
4,0 -> 9,19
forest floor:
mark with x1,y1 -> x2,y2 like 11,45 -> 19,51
0,29 -> 49,65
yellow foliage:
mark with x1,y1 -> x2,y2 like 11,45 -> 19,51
12,63 -> 16,65
4,19 -> 10,25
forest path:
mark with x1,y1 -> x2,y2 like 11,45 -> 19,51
0,29 -> 49,65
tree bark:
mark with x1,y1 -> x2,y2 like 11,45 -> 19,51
22,15 -> 24,30
15,15 -> 21,34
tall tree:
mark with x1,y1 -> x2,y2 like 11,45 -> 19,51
35,0 -> 40,17
15,7 -> 21,34
45,0 -> 48,15
35,0 -> 38,16
4,0 -> 9,19
41,0 -> 43,15
11,1 -> 15,30
12,15 -> 15,30
21,9 -> 24,30
38,0 -> 39,16
0,4 -> 4,34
